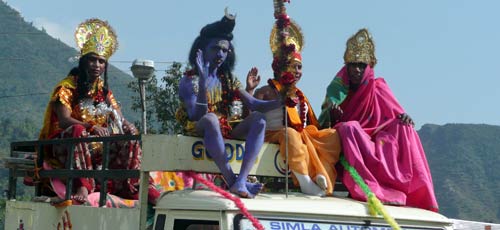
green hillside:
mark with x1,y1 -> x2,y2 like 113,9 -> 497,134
419,124 -> 500,222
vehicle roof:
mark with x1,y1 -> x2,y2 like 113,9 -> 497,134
156,190 -> 450,225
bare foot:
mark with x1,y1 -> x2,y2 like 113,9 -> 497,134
72,186 -> 89,203
246,182 -> 264,195
230,181 -> 256,198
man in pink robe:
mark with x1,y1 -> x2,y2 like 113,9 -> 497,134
319,28 -> 438,211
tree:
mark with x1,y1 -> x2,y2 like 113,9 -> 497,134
154,62 -> 184,134
127,62 -> 185,134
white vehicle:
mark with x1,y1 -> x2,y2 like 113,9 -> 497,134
4,135 -> 453,230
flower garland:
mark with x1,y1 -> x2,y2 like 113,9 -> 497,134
272,0 -> 300,108
291,89 -> 307,132
279,72 -> 299,107
216,72 -> 239,138
268,79 -> 307,132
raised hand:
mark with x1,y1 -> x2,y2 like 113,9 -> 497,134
398,113 -> 415,126
245,67 -> 261,94
196,49 -> 209,82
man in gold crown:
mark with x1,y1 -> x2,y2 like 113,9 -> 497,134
39,19 -> 161,206
318,28 -> 438,211
247,20 -> 341,196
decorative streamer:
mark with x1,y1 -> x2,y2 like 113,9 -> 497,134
339,155 -> 401,230
185,171 -> 264,230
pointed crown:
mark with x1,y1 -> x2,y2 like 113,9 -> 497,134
75,18 -> 118,60
270,20 -> 304,63
344,28 -> 377,67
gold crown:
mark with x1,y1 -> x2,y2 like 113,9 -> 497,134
344,28 -> 377,67
75,18 -> 118,60
270,19 -> 304,60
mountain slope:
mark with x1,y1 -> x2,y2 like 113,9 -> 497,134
419,123 -> 500,222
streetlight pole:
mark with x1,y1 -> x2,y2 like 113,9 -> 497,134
131,59 -> 155,135
131,59 -> 156,230
139,78 -> 147,134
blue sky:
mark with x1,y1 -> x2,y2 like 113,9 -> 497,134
5,0 -> 500,128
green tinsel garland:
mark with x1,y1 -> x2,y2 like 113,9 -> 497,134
339,155 -> 401,230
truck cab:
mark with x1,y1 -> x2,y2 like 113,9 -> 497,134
153,190 -> 451,230
4,134 -> 453,230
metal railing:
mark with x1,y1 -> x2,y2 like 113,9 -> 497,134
8,135 -> 141,207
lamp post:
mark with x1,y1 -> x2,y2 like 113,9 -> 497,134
131,59 -> 155,134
